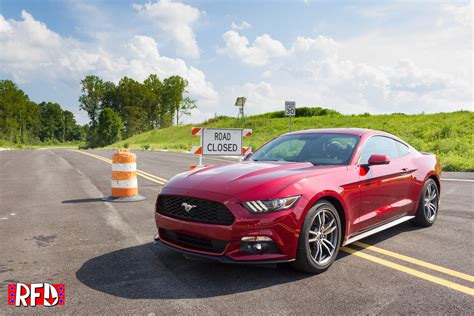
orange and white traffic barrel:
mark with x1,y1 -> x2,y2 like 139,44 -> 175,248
102,148 -> 145,202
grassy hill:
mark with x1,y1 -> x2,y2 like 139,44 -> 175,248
109,111 -> 474,171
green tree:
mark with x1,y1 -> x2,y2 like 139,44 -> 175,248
39,102 -> 64,141
79,75 -> 104,127
23,101 -> 41,143
101,81 -> 118,112
143,74 -> 163,128
0,80 -> 30,142
63,110 -> 83,141
176,96 -> 197,125
97,108 -> 123,146
115,77 -> 150,137
162,76 -> 188,127
1,79 -> 83,145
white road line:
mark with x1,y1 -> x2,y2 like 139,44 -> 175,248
441,178 -> 474,182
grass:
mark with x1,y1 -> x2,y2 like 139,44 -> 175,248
108,111 -> 474,171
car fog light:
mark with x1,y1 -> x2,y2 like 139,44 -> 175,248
240,236 -> 281,255
241,236 -> 272,242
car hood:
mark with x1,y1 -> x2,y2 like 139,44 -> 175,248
164,161 -> 345,200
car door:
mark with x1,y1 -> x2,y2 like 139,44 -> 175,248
354,136 -> 412,232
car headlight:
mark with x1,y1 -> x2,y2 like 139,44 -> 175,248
242,195 -> 301,213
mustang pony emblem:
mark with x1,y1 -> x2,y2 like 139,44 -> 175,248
181,202 -> 197,212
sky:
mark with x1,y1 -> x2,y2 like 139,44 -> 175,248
0,0 -> 472,125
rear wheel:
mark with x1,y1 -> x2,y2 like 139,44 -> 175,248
412,178 -> 439,227
291,200 -> 341,273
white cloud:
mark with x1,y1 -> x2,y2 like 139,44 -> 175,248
441,2 -> 472,28
219,30 -> 287,66
0,11 -> 96,81
1,2 -> 472,125
221,30 -> 471,115
133,0 -> 202,58
231,20 -> 251,30
0,11 -> 217,109
126,35 -> 217,100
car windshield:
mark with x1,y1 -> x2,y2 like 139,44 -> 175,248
250,133 -> 359,165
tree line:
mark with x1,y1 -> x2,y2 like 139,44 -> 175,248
0,80 -> 85,145
79,74 -> 196,147
0,73 -> 197,147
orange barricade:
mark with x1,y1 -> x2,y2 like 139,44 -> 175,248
102,149 -> 145,202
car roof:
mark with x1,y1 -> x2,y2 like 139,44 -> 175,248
286,128 -> 376,137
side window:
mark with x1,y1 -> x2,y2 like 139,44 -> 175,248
359,136 -> 399,164
395,140 -> 410,157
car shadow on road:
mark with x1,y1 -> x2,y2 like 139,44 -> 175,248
76,242 -> 318,299
75,221 -> 420,300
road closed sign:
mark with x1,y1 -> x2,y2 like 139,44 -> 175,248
202,128 -> 242,156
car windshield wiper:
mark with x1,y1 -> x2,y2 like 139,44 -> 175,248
284,159 -> 321,165
252,159 -> 281,162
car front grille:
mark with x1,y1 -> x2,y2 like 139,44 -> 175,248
157,194 -> 235,225
160,228 -> 228,254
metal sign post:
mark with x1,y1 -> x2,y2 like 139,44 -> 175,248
199,129 -> 204,167
285,101 -> 296,132
235,97 -> 247,120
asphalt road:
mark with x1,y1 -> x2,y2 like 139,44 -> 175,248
0,149 -> 473,314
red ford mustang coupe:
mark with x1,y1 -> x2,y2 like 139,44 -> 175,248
154,128 -> 441,273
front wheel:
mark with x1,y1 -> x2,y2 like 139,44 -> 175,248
291,200 -> 341,274
412,178 -> 439,227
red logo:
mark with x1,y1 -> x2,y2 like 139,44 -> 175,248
8,283 -> 65,307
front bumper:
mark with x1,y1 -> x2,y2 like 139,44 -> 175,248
155,187 -> 307,262
153,239 -> 294,264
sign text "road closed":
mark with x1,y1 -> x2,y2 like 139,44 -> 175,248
202,128 -> 242,156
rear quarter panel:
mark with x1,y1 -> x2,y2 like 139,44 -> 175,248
407,152 -> 441,215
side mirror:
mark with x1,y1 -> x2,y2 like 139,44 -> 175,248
244,152 -> 253,161
367,154 -> 390,166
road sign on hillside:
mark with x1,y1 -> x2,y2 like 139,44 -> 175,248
285,101 -> 296,117
285,101 -> 296,132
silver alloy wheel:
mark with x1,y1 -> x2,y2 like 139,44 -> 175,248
424,182 -> 438,222
308,209 -> 338,265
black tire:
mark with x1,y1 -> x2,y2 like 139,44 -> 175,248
291,200 -> 341,274
412,178 -> 439,227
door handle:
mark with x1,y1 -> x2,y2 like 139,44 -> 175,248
401,168 -> 409,173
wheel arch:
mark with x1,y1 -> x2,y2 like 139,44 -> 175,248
428,175 -> 441,193
319,196 -> 346,245
306,192 -> 348,245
